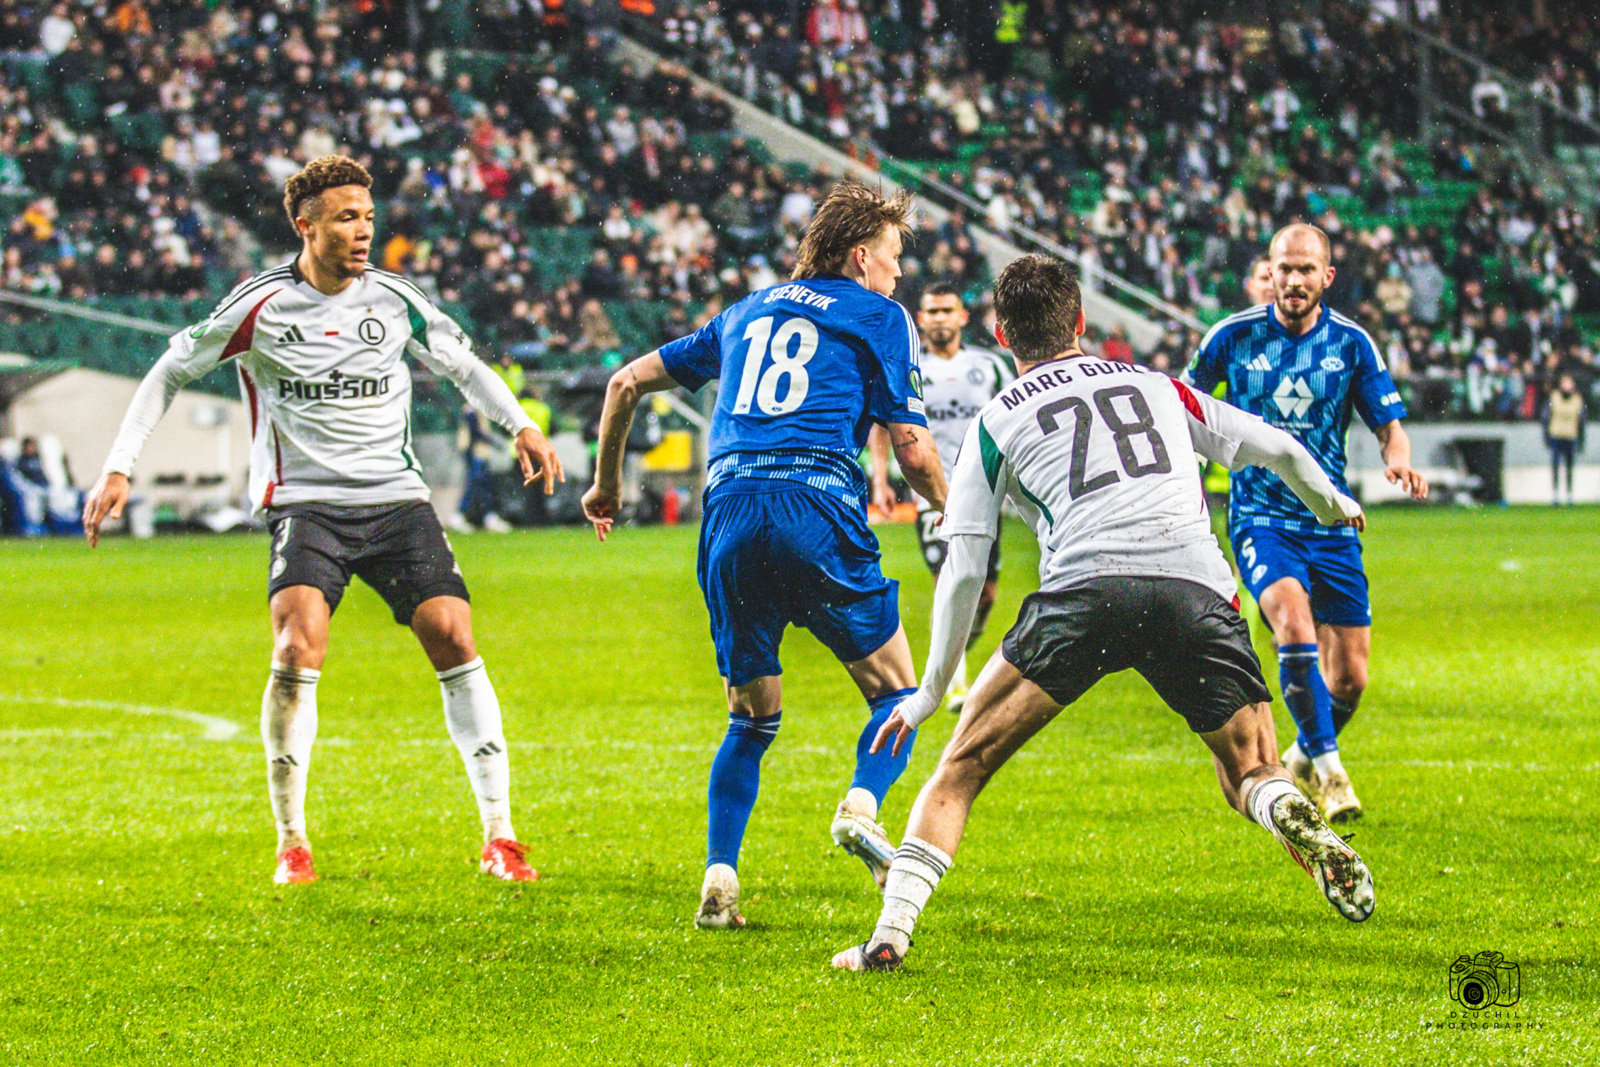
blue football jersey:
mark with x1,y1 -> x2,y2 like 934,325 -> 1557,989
659,277 -> 927,507
1187,304 -> 1406,539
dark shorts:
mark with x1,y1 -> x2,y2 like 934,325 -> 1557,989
1000,576 -> 1270,734
698,484 -> 900,686
1232,526 -> 1371,628
917,506 -> 1002,581
266,501 -> 469,625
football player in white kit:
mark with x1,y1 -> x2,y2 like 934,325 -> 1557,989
834,256 -> 1375,972
82,157 -> 563,886
869,282 -> 1013,710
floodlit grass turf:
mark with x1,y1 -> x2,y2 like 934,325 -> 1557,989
1,507 -> 1595,1065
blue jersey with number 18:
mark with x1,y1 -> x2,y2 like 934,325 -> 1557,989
658,275 -> 927,508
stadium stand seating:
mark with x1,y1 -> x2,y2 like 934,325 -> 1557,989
0,0 -> 1594,424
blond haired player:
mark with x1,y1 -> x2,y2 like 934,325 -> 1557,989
82,157 -> 562,885
834,255 -> 1374,972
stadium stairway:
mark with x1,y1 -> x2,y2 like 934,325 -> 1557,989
609,35 -> 1181,353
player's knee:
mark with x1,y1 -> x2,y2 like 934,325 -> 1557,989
1327,663 -> 1367,702
272,628 -> 326,670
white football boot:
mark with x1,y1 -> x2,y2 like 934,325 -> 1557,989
1268,791 -> 1375,922
1313,768 -> 1364,824
830,800 -> 896,889
694,862 -> 746,929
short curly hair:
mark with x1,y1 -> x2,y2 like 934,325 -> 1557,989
283,156 -> 373,229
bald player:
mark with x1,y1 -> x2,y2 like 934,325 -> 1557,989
1186,223 -> 1427,824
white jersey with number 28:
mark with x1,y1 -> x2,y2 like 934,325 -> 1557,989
941,358 -> 1331,601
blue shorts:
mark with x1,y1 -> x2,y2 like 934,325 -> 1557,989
698,483 -> 901,686
1232,526 -> 1372,628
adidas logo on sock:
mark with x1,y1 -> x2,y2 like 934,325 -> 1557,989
279,325 -> 306,344
473,741 -> 503,758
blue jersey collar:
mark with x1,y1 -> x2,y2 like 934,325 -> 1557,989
1267,302 -> 1329,344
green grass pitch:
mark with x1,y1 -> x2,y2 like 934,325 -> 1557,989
1,508 -> 1595,1064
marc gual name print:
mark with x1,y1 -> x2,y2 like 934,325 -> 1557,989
278,370 -> 394,401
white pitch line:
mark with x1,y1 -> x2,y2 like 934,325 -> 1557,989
0,694 -> 243,741
6,697 -> 1593,776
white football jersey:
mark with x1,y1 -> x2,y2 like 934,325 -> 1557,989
916,345 -> 1014,506
105,261 -> 533,513
943,358 -> 1269,600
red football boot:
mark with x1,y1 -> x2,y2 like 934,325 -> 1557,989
480,838 -> 539,882
273,847 -> 317,885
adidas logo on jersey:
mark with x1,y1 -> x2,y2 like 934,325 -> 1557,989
1273,375 -> 1315,418
279,325 -> 307,344
1246,354 -> 1273,372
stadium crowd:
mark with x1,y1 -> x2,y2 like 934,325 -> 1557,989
658,0 -> 1600,418
0,0 -> 1596,423
1,0 -> 970,364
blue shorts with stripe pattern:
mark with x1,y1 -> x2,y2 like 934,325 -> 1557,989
1232,525 -> 1372,628
697,482 -> 901,686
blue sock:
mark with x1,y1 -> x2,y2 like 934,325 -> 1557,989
1330,696 -> 1359,736
1278,644 -> 1337,757
850,688 -> 918,806
706,712 -> 780,870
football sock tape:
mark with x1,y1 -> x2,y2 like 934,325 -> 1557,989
873,836 -> 953,952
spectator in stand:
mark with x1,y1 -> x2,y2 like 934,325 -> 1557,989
1542,374 -> 1587,505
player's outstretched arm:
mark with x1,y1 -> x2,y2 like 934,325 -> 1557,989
84,347 -> 206,547
874,531 -> 992,758
1375,420 -> 1428,499
889,421 -> 947,512
866,424 -> 896,516
1177,380 -> 1364,530
583,352 -> 678,542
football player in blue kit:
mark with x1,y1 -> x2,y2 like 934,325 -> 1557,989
1187,223 -> 1427,823
582,181 -> 948,928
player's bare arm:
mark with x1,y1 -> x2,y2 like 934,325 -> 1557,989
867,423 -> 895,516
583,351 -> 678,540
1375,420 -> 1428,499
889,421 -> 947,512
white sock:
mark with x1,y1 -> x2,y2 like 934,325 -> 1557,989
439,657 -> 514,843
845,787 -> 879,821
261,662 -> 319,846
1311,749 -> 1346,778
1283,741 -> 1308,767
1245,776 -> 1301,844
872,836 -> 952,952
